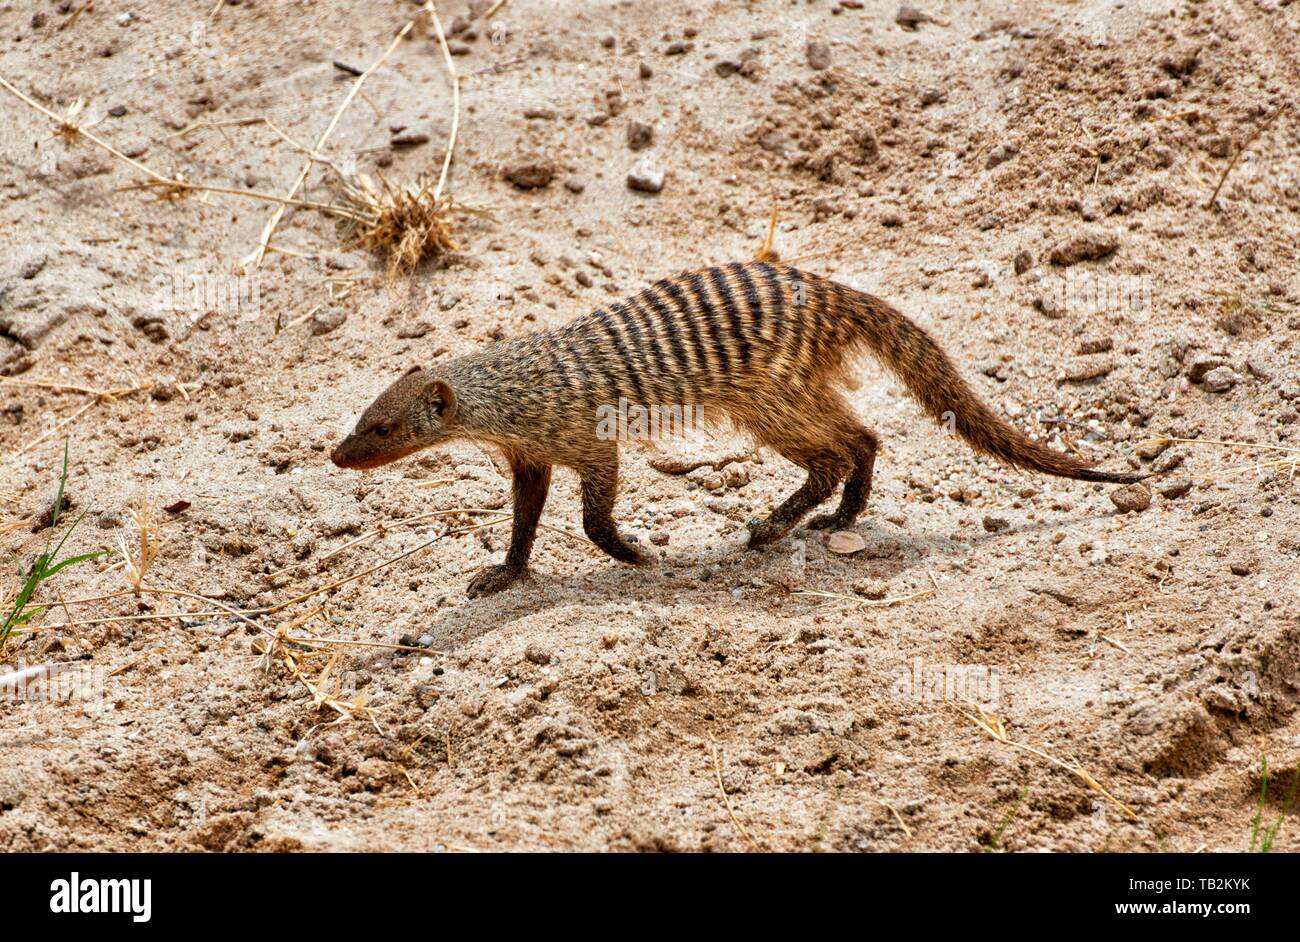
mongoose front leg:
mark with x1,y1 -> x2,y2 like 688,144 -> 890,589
579,461 -> 644,565
467,459 -> 552,598
746,457 -> 841,549
807,429 -> 880,531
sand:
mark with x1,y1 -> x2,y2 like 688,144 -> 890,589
0,0 -> 1297,852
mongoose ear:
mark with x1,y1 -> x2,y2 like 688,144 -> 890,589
405,364 -> 423,376
432,378 -> 458,421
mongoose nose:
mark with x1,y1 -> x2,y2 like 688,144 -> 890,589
329,442 -> 347,467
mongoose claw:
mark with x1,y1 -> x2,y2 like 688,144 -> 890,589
466,563 -> 526,598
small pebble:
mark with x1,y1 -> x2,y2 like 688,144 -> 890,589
627,161 -> 665,193
827,531 -> 866,554
1201,366 -> 1239,393
1158,479 -> 1192,500
627,121 -> 655,151
1110,482 -> 1152,513
806,40 -> 831,70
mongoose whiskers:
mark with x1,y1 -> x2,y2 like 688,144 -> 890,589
332,261 -> 1145,597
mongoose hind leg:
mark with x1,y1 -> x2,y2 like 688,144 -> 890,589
467,458 -> 552,598
746,452 -> 843,549
807,428 -> 880,531
579,458 -> 644,565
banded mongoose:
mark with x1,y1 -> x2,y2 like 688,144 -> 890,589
332,261 -> 1144,597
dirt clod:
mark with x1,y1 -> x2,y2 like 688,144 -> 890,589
1110,483 -> 1152,514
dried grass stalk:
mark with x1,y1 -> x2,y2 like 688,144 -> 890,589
955,702 -> 1137,819
117,495 -> 164,595
255,628 -> 382,732
1140,435 -> 1300,482
795,571 -> 940,609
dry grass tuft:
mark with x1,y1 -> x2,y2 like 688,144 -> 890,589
339,174 -> 460,276
2,1 -> 467,277
53,97 -> 88,145
254,622 -> 382,733
1,517 -> 31,536
754,207 -> 780,262
1206,103 -> 1289,210
117,495 -> 164,595
710,737 -> 760,850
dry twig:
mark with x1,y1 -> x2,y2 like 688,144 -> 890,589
954,702 -> 1136,819
795,571 -> 940,609
0,377 -> 151,401
710,738 -> 759,851
1139,435 -> 1300,482
1206,105 -> 1289,210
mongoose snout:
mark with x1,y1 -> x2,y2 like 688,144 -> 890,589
332,261 -> 1146,598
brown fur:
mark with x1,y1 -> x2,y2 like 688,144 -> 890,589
332,262 -> 1145,596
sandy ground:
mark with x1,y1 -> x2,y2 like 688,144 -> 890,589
0,0 -> 1298,852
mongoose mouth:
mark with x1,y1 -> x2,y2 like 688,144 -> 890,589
330,440 -> 421,470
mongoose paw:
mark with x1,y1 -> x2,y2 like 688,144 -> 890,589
609,539 -> 646,565
466,563 -> 526,598
585,526 -> 646,565
745,516 -> 788,549
805,512 -> 844,531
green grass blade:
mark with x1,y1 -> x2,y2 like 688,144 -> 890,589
0,442 -> 104,650
42,550 -> 108,580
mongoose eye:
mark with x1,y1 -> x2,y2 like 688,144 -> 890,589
373,424 -> 392,438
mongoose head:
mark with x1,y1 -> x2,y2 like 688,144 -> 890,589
331,366 -> 457,470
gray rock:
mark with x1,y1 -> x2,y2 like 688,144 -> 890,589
1151,448 -> 1186,474
1136,438 -> 1170,460
985,143 -> 1019,168
390,129 -> 430,147
920,85 -> 947,107
895,4 -> 928,29
627,161 -> 665,193
1158,478 -> 1192,500
1245,358 -> 1271,381
96,510 -> 123,530
1186,354 -> 1223,382
503,161 -> 554,189
1201,366 -> 1238,393
806,40 -> 831,70
1049,231 -> 1119,266
310,307 -> 348,336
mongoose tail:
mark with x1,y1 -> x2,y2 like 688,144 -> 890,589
842,289 -> 1147,486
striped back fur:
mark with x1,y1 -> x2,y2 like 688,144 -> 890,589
424,261 -> 1142,484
